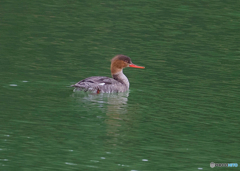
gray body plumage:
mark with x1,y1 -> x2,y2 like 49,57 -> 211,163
71,71 -> 129,93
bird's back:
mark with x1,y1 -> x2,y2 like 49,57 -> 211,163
71,76 -> 128,93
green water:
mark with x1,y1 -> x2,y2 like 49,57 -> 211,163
1,0 -> 240,170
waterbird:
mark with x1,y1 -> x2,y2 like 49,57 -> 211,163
71,55 -> 145,93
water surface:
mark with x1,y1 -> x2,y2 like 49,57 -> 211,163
0,0 -> 240,170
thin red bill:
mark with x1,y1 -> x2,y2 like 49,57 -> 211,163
129,64 -> 145,69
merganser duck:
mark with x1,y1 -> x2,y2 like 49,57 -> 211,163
71,55 -> 145,93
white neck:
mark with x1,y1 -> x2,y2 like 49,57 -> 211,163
112,70 -> 129,88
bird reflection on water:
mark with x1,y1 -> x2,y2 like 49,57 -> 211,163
71,90 -> 132,152
71,90 -> 129,114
